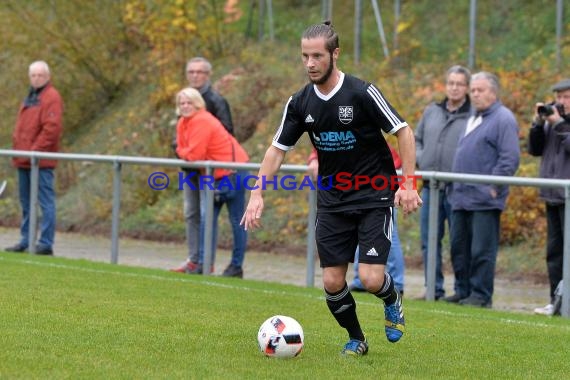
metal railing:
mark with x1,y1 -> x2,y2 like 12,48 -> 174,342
0,149 -> 313,288
1,149 -> 569,317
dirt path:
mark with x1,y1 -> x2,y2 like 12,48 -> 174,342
0,227 -> 550,314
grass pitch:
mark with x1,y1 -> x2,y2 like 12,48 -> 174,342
1,252 -> 569,379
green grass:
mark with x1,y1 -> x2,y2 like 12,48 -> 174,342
1,252 -> 569,379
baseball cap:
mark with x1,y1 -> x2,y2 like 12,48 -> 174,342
551,79 -> 570,92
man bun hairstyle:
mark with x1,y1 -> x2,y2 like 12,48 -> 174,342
302,20 -> 339,53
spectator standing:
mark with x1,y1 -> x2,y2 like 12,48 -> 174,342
445,71 -> 520,308
172,57 -> 235,274
175,87 -> 248,277
415,65 -> 472,300
6,61 -> 63,256
242,21 -> 422,356
185,57 -> 233,134
528,78 -> 570,316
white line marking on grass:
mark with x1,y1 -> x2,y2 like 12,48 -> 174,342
355,298 -> 570,331
1,255 -> 325,301
3,255 -> 569,331
427,308 -> 568,329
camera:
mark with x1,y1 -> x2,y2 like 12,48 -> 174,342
537,102 -> 565,117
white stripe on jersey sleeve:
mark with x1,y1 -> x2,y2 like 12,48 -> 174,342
367,85 -> 408,134
386,122 -> 408,135
271,96 -> 296,151
271,140 -> 294,151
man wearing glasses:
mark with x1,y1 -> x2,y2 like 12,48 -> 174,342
185,57 -> 233,135
414,65 -> 472,301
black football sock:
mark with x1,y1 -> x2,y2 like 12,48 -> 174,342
373,272 -> 398,305
325,283 -> 365,341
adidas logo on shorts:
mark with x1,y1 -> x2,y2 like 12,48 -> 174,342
366,247 -> 379,256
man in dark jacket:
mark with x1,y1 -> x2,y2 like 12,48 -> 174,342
528,78 -> 570,316
171,57 -> 240,277
415,65 -> 472,300
446,71 -> 520,308
6,61 -> 63,256
185,57 -> 233,135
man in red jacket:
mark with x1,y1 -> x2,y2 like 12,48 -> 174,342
6,61 -> 63,255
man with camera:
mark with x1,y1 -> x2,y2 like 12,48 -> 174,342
528,78 -> 570,316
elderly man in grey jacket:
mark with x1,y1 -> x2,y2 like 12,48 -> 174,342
446,71 -> 520,308
415,65 -> 472,300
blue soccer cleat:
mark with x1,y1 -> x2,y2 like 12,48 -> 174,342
384,291 -> 405,343
341,338 -> 369,356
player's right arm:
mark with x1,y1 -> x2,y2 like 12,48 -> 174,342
241,146 -> 286,230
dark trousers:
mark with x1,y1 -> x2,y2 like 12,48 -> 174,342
546,203 -> 565,303
420,186 -> 452,298
450,209 -> 501,303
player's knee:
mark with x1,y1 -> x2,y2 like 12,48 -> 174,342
358,266 -> 385,292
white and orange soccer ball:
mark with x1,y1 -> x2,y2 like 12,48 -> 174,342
257,315 -> 304,358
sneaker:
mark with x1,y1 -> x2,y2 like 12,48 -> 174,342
459,295 -> 492,308
222,264 -> 243,278
170,260 -> 199,273
534,304 -> 554,316
186,264 -> 214,275
442,293 -> 463,303
384,291 -> 405,343
187,265 -> 203,274
341,338 -> 368,356
5,243 -> 27,253
35,246 -> 53,256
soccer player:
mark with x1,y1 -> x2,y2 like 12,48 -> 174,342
241,21 -> 421,355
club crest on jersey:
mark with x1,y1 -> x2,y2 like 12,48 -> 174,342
338,106 -> 353,124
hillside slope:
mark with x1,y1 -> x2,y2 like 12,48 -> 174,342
0,0 -> 567,269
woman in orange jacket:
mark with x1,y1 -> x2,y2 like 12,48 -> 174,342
175,87 -> 249,278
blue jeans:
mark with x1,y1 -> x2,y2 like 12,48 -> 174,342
449,210 -> 501,303
199,171 -> 248,268
351,209 -> 404,292
420,186 -> 452,298
17,168 -> 56,249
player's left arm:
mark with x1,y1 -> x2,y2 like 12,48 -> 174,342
364,83 -> 422,212
394,126 -> 422,214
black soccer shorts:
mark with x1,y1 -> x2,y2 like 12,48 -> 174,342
315,207 -> 393,268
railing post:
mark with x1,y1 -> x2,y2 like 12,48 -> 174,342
426,178 -> 440,301
28,156 -> 39,254
110,161 -> 122,264
561,184 -> 570,317
306,187 -> 317,287
203,165 -> 214,276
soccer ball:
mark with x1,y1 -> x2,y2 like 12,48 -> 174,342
257,315 -> 304,358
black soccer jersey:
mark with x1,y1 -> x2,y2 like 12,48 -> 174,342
273,73 -> 408,212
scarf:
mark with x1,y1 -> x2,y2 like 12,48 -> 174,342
23,83 -> 48,108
